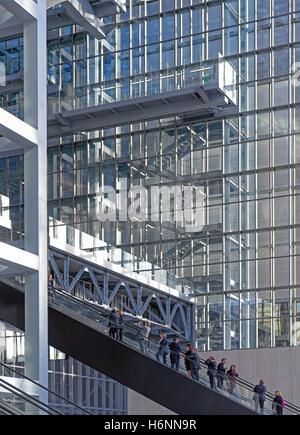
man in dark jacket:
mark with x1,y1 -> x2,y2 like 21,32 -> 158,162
108,309 -> 118,339
169,338 -> 181,371
184,344 -> 193,376
116,309 -> 123,342
205,356 -> 217,389
253,379 -> 267,414
217,358 -> 227,388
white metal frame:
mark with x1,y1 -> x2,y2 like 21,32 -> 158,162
0,0 -> 48,396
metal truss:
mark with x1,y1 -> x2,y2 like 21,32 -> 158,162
48,248 -> 195,341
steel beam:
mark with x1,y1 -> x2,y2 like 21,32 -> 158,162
0,0 -> 38,22
47,0 -> 106,39
0,109 -> 38,150
48,85 -> 232,137
48,248 -> 194,339
0,242 -> 39,272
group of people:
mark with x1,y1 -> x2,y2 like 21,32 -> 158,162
108,315 -> 287,415
204,356 -> 239,393
108,309 -> 124,342
204,356 -> 285,415
205,357 -> 287,415
253,380 -> 285,415
155,338 -> 286,415
155,335 -> 200,379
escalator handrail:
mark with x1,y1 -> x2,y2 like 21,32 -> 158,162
0,378 -> 59,415
0,399 -> 25,415
0,360 -> 93,416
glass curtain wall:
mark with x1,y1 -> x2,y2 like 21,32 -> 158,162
1,0 -> 300,351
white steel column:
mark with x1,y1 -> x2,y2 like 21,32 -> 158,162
23,0 -> 48,391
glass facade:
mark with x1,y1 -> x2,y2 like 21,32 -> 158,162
0,154 -> 24,243
1,0 -> 300,356
0,35 -> 23,119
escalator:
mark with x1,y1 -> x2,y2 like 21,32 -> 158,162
0,359 -> 92,415
0,279 -> 299,415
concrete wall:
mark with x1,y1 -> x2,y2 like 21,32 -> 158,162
127,390 -> 176,415
202,347 -> 300,406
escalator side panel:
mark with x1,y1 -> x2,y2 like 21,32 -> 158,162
0,282 -> 24,330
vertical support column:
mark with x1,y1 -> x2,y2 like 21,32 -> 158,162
23,0 -> 48,392
165,299 -> 171,327
63,256 -> 70,290
103,271 -> 109,305
188,304 -> 196,347
136,286 -> 142,316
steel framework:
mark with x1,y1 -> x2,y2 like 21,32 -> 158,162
0,0 -> 48,397
48,248 -> 195,341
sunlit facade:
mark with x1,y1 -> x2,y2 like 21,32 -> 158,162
46,0 -> 300,351
1,1 -> 300,411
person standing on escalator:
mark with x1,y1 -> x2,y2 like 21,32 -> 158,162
205,356 -> 217,389
253,379 -> 266,414
217,358 -> 227,389
272,391 -> 285,415
190,347 -> 201,381
227,364 -> 239,394
117,309 -> 124,342
155,332 -> 169,365
184,344 -> 193,377
169,337 -> 181,371
108,309 -> 118,339
139,321 -> 151,355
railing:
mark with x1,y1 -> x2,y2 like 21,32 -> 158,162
47,62 -> 214,114
0,361 -> 93,415
0,55 -> 237,121
0,56 -> 24,120
224,371 -> 300,416
49,217 -> 193,296
50,285 -> 300,415
48,56 -> 237,114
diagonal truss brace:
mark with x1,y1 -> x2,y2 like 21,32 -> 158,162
48,251 -> 194,339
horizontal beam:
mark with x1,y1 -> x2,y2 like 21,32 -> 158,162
49,245 -> 191,304
0,242 -> 39,272
0,0 -> 126,41
47,0 -> 106,40
48,85 -> 231,137
0,0 -> 38,22
0,108 -> 38,149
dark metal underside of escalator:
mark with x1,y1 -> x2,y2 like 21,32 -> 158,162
0,281 -> 255,415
